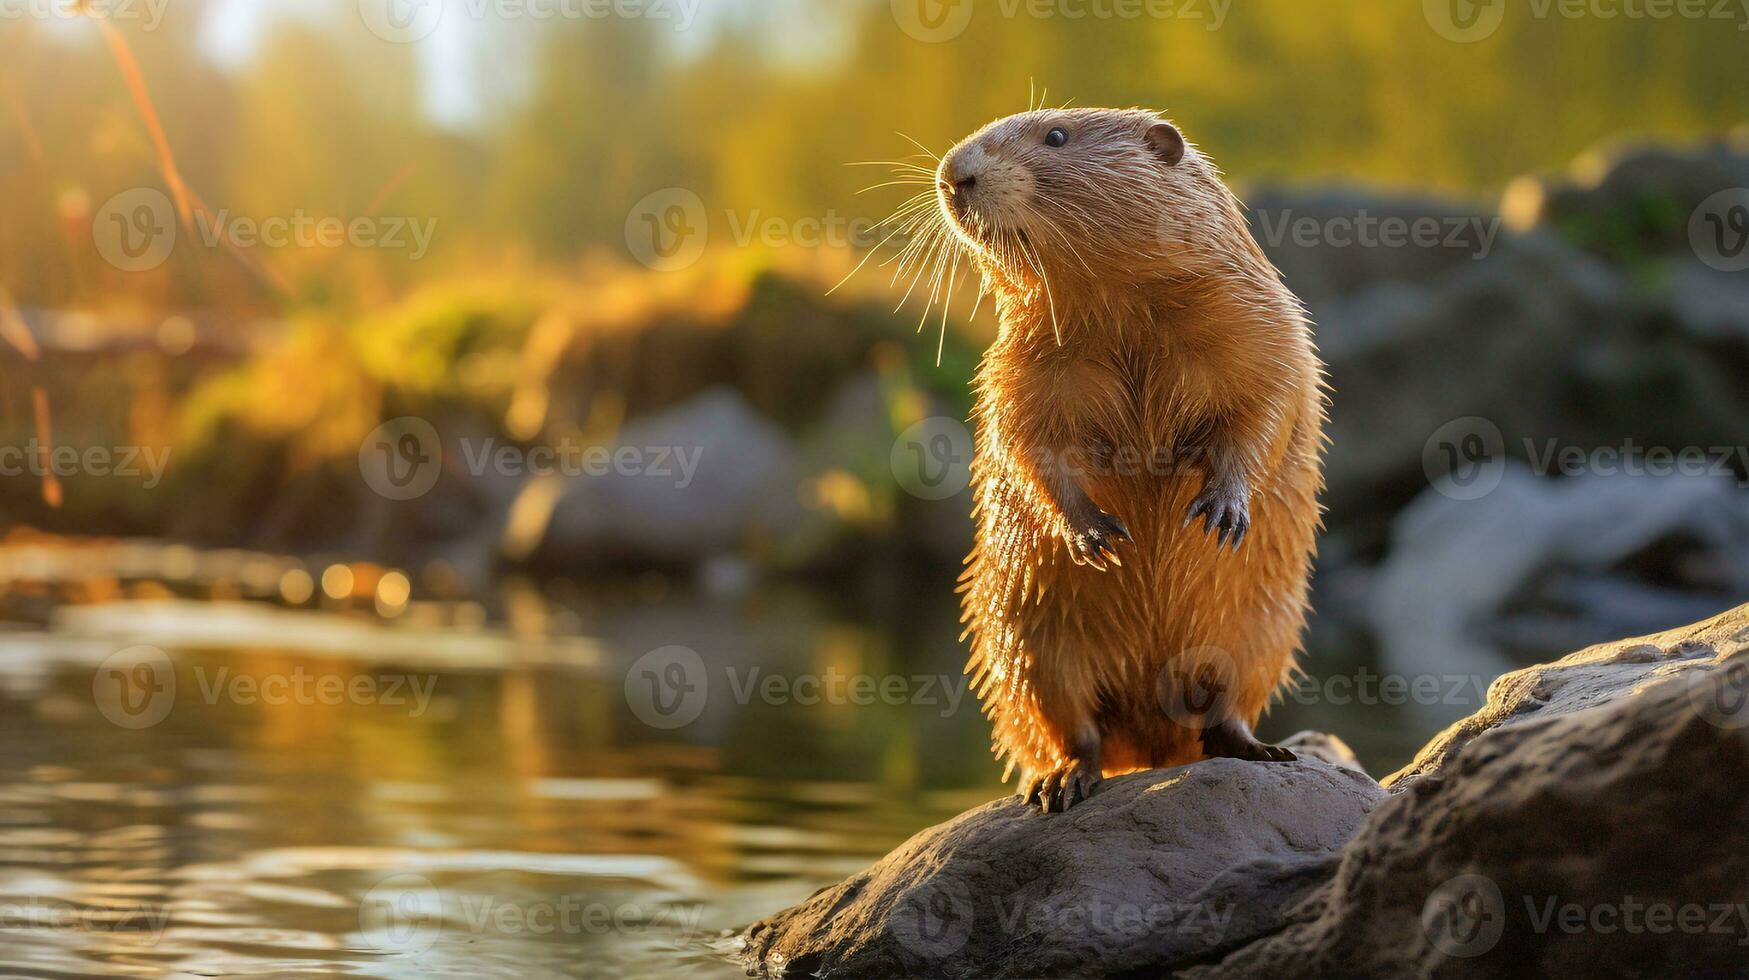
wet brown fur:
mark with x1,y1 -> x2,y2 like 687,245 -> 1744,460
932,108 -> 1327,797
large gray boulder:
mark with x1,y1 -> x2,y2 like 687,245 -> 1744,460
1244,187 -> 1508,312
1192,604 -> 1749,978
534,386 -> 803,567
738,604 -> 1749,978
1369,466 -> 1749,689
739,735 -> 1386,978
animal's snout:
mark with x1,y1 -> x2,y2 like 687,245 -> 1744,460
939,173 -> 976,196
938,144 -> 989,200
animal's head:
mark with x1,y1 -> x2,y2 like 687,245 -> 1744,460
934,107 -> 1241,289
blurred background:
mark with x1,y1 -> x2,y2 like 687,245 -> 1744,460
1,0 -> 1747,975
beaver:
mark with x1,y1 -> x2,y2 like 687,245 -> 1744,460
922,107 -> 1327,812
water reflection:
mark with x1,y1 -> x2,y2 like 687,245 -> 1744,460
0,578 -> 1008,977
0,549 -> 1433,976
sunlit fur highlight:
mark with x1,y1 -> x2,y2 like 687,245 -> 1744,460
868,105 -> 1329,790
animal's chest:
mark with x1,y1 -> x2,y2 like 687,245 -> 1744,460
997,351 -> 1184,462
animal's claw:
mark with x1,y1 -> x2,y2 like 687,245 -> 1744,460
1021,761 -> 1102,813
1066,509 -> 1130,569
1186,485 -> 1250,553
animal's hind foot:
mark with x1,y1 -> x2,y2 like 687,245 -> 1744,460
1200,717 -> 1296,763
1021,760 -> 1102,814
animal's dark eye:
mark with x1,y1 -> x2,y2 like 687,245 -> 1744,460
1045,127 -> 1068,148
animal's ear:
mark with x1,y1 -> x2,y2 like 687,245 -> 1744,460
1146,121 -> 1185,166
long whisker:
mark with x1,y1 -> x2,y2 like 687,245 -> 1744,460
968,274 -> 988,323
867,189 -> 932,228
1027,201 -> 1095,278
855,179 -> 935,195
893,222 -> 952,312
828,216 -> 928,296
937,249 -> 961,367
894,131 -> 942,163
917,225 -> 959,333
880,208 -> 946,271
826,193 -> 937,295
1014,232 -> 1060,345
844,160 -> 936,171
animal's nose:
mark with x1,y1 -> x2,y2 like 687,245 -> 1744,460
939,153 -> 979,197
938,171 -> 976,198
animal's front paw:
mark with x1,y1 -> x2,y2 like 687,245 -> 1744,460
1063,509 -> 1130,570
1021,761 -> 1102,814
1186,482 -> 1250,551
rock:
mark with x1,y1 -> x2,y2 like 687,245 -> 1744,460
740,604 -> 1749,979
1251,140 -> 1749,545
796,370 -> 976,567
1512,137 -> 1749,261
1279,730 -> 1366,773
1188,604 -> 1749,978
533,387 -> 804,567
1384,599 -> 1749,791
1313,230 -> 1627,528
1664,260 -> 1749,343
739,759 -> 1387,978
1369,466 -> 1749,697
1245,188 -> 1509,313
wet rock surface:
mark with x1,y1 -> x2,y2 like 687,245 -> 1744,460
740,746 -> 1387,979
741,604 -> 1749,978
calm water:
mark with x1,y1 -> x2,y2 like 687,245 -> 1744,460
0,571 -> 1432,977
